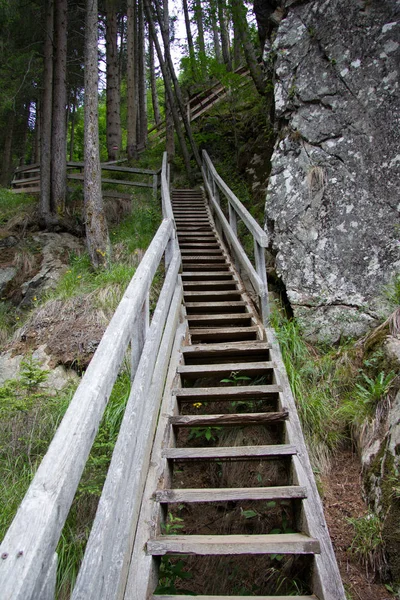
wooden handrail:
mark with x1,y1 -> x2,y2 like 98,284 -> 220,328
202,150 -> 270,325
0,153 -> 180,600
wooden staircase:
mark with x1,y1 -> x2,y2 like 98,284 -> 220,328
124,190 -> 345,599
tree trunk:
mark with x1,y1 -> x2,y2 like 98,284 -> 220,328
209,0 -> 222,64
145,0 -> 192,178
182,0 -> 196,79
232,17 -> 242,69
84,0 -> 111,268
163,0 -> 174,159
152,0 -> 202,170
231,0 -> 266,95
194,0 -> 206,73
149,37 -> 161,126
217,0 -> 231,71
40,0 -> 53,224
0,110 -> 15,187
106,0 -> 122,161
51,0 -> 68,214
126,0 -> 138,160
34,99 -> 41,164
137,0 -> 147,150
69,88 -> 77,161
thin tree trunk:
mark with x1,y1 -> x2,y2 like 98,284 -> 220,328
34,99 -> 41,164
126,0 -> 138,160
51,0 -> 68,214
145,0 -> 192,177
40,0 -> 53,224
0,110 -> 15,187
217,0 -> 231,71
233,17 -> 242,69
84,0 -> 111,268
163,0 -> 174,159
137,0 -> 147,150
182,0 -> 196,79
69,88 -> 77,161
149,38 -> 161,126
152,0 -> 202,170
209,0 -> 222,63
106,0 -> 122,161
231,0 -> 266,95
194,0 -> 206,73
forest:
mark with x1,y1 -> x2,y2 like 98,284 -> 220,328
1,0 -> 400,598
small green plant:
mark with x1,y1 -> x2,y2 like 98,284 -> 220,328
188,426 -> 221,443
347,512 -> 386,579
161,513 -> 184,535
384,274 -> 400,309
155,558 -> 193,595
221,371 -> 252,386
355,370 -> 396,406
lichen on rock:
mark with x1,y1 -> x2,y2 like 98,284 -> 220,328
265,0 -> 400,342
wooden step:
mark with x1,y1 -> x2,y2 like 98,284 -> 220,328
181,272 -> 234,280
179,243 -> 220,248
177,361 -> 274,379
170,411 -> 288,427
184,290 -> 241,301
181,249 -> 223,255
185,301 -> 247,312
182,255 -> 226,262
154,594 -> 318,600
186,313 -> 252,326
163,444 -> 296,460
174,384 -> 281,402
183,281 -> 237,291
147,533 -> 320,556
155,485 -> 307,503
182,341 -> 270,362
153,595 -> 318,600
182,265 -> 231,273
190,326 -> 259,343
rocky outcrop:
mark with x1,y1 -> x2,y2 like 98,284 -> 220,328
361,336 -> 400,581
266,0 -> 400,342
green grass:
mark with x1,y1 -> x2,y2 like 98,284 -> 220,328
347,512 -> 387,579
384,274 -> 400,310
0,187 -> 36,226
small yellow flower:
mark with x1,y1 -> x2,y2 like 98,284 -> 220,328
193,402 -> 202,409
77,275 -> 82,279
33,297 -> 37,301
16,316 -> 20,320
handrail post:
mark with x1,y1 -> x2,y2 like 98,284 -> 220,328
254,240 -> 270,326
131,294 -> 149,382
152,173 -> 158,200
228,203 -> 237,235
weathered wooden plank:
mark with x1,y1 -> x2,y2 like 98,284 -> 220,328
152,596 -> 317,600
147,533 -> 320,556
11,176 -> 40,185
187,313 -> 252,324
122,321 -> 189,600
182,341 -> 271,355
266,327 -> 346,600
11,187 -> 40,194
185,301 -> 246,312
202,151 -> 268,247
184,290 -> 241,299
0,219 -> 174,600
190,327 -> 259,342
163,444 -> 296,460
177,360 -> 275,378
35,553 -> 57,600
155,485 -> 307,503
170,411 -> 288,426
67,173 -> 153,188
174,384 -> 281,400
71,266 -> 182,600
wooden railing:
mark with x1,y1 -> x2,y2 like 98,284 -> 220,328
0,154 -> 180,600
202,149 -> 270,325
11,161 -> 159,199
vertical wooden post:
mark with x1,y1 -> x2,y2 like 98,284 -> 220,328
254,240 -> 269,325
152,173 -> 158,200
228,203 -> 237,235
131,294 -> 149,382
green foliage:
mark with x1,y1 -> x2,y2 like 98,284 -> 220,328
161,513 -> 185,535
220,371 -> 252,385
188,426 -> 222,442
347,512 -> 386,577
384,274 -> 400,309
0,187 -> 36,225
155,557 -> 193,595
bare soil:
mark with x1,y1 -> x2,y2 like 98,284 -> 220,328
322,447 -> 393,600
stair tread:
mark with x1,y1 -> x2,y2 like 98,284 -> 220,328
152,595 -> 318,600
177,361 -> 274,375
184,290 -> 241,297
163,444 -> 296,460
182,341 -> 271,353
174,384 -> 282,399
187,313 -> 252,321
155,485 -> 307,503
170,411 -> 288,426
147,533 -> 320,556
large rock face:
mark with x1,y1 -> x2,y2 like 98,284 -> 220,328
266,0 -> 400,341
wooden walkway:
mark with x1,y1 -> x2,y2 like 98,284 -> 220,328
0,153 -> 345,600
124,189 -> 345,599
